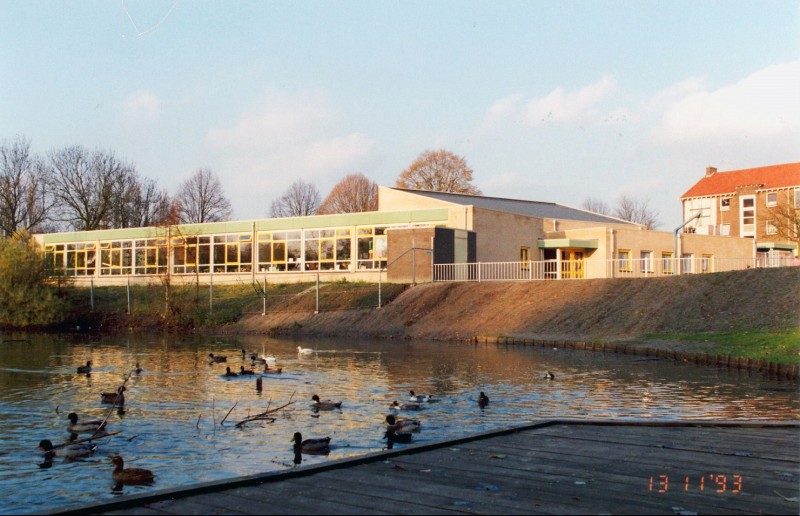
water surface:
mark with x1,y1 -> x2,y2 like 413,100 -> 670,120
0,332 -> 797,514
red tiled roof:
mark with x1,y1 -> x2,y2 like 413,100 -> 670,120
681,162 -> 800,199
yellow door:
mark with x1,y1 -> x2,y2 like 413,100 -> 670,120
561,250 -> 584,279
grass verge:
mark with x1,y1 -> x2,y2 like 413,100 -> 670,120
639,328 -> 800,365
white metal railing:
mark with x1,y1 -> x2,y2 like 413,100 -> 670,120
433,257 -> 797,282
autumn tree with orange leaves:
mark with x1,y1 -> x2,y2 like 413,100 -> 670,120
317,173 -> 379,214
395,149 -> 481,195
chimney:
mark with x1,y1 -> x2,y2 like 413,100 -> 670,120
705,166 -> 717,177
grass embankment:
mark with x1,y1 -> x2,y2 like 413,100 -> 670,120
635,329 -> 800,365
60,280 -> 408,332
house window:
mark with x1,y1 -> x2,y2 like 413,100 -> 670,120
520,247 -> 530,262
681,253 -> 693,273
701,254 -> 713,273
740,196 -> 755,237
640,251 -> 653,273
795,188 -> 800,208
720,198 -> 731,211
766,192 -> 777,207
720,224 -> 730,236
766,220 -> 778,235
661,252 -> 674,274
618,249 -> 631,272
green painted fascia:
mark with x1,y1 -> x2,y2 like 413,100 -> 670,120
537,238 -> 599,249
38,209 -> 451,244
757,242 -> 798,251
40,227 -> 168,244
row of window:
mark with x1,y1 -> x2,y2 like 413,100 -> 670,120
617,250 -> 713,274
719,188 -> 800,211
44,226 -> 390,277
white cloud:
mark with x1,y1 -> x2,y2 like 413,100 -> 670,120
205,90 -> 377,218
652,61 -> 800,143
481,76 -> 619,130
122,91 -> 162,121
524,75 -> 617,125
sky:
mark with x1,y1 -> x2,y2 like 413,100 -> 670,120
1,1 -> 798,229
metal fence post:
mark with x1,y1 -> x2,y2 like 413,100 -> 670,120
315,272 -> 319,314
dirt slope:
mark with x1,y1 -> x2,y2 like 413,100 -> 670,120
239,267 -> 799,343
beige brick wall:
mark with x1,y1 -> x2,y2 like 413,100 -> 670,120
472,208 -> 544,262
386,228 -> 435,283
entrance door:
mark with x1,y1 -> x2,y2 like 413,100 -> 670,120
561,250 -> 584,279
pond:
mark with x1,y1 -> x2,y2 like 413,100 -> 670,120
0,332 -> 797,514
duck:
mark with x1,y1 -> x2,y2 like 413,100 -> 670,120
223,366 -> 238,377
208,353 -> 227,363
261,354 -> 277,366
38,439 -> 97,459
76,361 -> 92,374
385,414 -> 421,432
100,386 -> 126,405
263,364 -> 283,374
297,346 -> 314,355
111,455 -> 155,485
67,413 -> 107,434
389,400 -> 421,411
291,432 -> 331,455
310,394 -> 342,410
239,366 -> 255,375
544,371 -> 555,380
409,390 -> 433,403
133,362 -> 143,374
478,391 -> 490,409
383,428 -> 413,449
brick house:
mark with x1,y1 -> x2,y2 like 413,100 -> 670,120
681,163 -> 800,260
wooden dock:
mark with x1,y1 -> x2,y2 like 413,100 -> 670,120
49,420 -> 799,515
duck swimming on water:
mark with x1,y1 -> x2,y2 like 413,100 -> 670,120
111,455 -> 155,485
223,367 -> 238,377
38,439 -> 97,460
67,413 -> 107,434
310,394 -> 342,410
385,414 -> 421,432
478,391 -> 490,409
76,361 -> 92,374
208,353 -> 227,363
291,432 -> 331,455
389,400 -> 421,411
100,386 -> 126,405
544,371 -> 555,380
409,390 -> 433,403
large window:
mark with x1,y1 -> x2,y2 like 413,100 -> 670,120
766,192 -> 777,207
100,241 -> 132,275
134,239 -> 168,275
356,226 -> 387,270
45,243 -> 97,276
257,231 -> 302,271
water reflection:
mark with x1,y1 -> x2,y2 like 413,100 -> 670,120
0,332 -> 797,514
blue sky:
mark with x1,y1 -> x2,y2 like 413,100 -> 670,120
1,1 -> 798,228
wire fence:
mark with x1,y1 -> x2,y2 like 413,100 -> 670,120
76,278 -> 406,318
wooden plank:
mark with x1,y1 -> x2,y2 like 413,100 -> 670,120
380,453 -> 760,515
388,436 -> 798,513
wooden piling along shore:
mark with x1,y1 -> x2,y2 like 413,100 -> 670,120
46,420 -> 800,515
469,336 -> 800,380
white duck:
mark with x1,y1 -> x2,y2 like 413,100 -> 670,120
297,346 -> 314,355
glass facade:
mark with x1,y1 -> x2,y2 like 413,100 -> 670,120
44,225 -> 391,277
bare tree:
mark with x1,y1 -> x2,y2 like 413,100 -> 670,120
269,179 -> 320,217
0,136 -> 52,236
49,146 -> 133,231
765,194 -> 800,247
580,197 -> 611,215
175,168 -> 232,223
317,173 -> 378,215
395,149 -> 482,195
614,193 -> 660,229
110,174 -> 173,228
